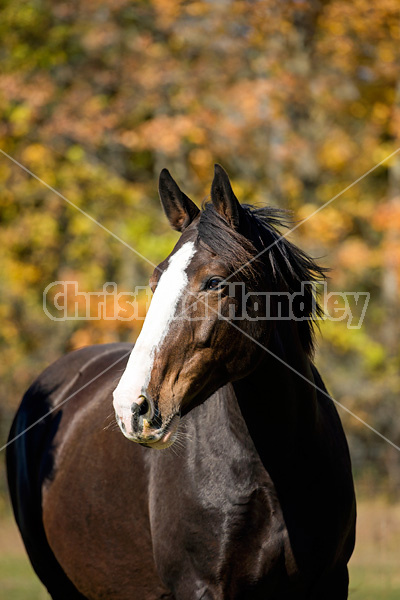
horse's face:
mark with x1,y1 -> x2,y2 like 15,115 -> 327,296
113,166 -> 266,448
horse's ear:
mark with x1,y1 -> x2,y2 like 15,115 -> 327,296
159,169 -> 200,232
211,164 -> 245,229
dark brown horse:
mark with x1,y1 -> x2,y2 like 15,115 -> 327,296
7,166 -> 356,599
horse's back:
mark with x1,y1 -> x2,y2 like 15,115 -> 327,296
7,343 -> 170,600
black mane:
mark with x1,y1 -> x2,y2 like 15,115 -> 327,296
197,203 -> 327,355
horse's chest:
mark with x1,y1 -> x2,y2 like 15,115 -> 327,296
150,478 -> 292,599
148,400 -> 297,598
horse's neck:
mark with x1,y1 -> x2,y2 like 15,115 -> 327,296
232,324 -> 320,483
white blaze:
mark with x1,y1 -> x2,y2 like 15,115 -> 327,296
113,241 -> 196,421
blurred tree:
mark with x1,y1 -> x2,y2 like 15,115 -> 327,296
0,0 -> 399,493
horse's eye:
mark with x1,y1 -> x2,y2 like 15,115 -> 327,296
206,277 -> 224,290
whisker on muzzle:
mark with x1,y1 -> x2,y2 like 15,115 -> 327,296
104,412 -> 119,432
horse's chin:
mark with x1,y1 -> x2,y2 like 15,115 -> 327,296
147,437 -> 176,450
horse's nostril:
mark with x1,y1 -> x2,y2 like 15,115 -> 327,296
138,398 -> 149,417
131,396 -> 152,422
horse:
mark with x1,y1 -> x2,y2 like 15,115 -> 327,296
7,165 -> 356,599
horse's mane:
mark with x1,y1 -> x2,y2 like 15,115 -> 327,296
197,202 -> 327,356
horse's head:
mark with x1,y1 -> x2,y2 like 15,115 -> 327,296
113,165 -> 324,448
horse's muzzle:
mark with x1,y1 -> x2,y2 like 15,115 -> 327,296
114,394 -> 180,449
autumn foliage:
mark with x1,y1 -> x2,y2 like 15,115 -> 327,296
1,0 -> 400,493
